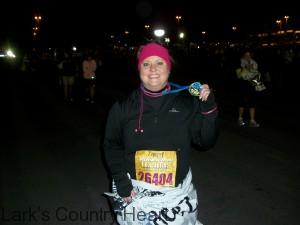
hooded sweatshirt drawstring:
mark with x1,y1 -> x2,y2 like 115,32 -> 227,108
134,88 -> 145,133
134,83 -> 171,133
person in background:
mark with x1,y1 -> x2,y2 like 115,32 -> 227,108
82,53 -> 97,103
237,51 -> 260,127
61,52 -> 77,102
103,42 -> 218,225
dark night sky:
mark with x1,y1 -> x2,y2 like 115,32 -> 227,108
1,0 -> 298,47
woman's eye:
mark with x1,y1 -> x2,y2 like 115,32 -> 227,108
143,62 -> 150,67
157,61 -> 164,66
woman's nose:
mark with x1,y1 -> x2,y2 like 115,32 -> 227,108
150,63 -> 157,71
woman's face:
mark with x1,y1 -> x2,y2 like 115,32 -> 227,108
139,56 -> 170,91
244,52 -> 251,60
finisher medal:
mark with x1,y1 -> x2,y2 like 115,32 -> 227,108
188,82 -> 202,96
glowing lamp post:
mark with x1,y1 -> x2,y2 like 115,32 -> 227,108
179,32 -> 185,39
175,15 -> 182,24
154,29 -> 165,37
284,15 -> 290,30
34,15 -> 42,25
284,15 -> 289,24
276,20 -> 282,30
153,28 -> 165,42
153,28 -> 165,43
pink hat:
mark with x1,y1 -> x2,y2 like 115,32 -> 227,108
138,43 -> 171,70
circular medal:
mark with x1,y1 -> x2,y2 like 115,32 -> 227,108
188,82 -> 202,96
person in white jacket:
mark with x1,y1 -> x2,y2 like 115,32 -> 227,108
237,51 -> 261,127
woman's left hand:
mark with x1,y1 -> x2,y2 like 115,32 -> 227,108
199,84 -> 210,101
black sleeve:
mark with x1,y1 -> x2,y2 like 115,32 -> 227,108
103,102 -> 133,197
191,91 -> 219,150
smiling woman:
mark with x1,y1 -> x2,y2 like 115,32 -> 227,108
103,42 -> 219,225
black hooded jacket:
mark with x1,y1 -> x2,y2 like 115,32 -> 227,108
103,88 -> 218,197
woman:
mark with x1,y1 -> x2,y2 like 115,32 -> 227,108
103,42 -> 218,225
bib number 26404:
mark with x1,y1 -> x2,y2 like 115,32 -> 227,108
137,172 -> 173,186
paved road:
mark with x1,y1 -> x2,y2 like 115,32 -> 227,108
1,69 -> 299,225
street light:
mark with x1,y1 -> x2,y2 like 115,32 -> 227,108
201,31 -> 207,45
284,15 -> 290,30
154,28 -> 165,43
179,32 -> 185,39
154,29 -> 165,37
34,15 -> 42,25
276,20 -> 282,30
284,15 -> 289,23
175,15 -> 182,23
33,14 -> 42,39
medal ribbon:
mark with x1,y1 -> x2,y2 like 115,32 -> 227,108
140,81 -> 202,97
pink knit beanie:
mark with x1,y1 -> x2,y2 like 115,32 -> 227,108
138,43 -> 171,70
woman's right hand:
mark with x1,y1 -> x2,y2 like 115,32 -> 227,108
122,190 -> 136,203
199,84 -> 211,101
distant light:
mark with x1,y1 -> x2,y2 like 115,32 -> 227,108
164,37 -> 170,43
154,29 -> 165,37
257,33 -> 269,37
175,15 -> 182,23
284,15 -> 289,22
6,49 -> 16,58
34,16 -> 42,20
72,46 -> 77,52
179,32 -> 185,39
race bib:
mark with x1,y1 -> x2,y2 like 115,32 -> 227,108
135,150 -> 177,187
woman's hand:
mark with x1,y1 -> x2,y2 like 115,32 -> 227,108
122,190 -> 137,203
199,84 -> 210,101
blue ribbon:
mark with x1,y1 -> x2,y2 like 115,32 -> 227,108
162,82 -> 202,96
